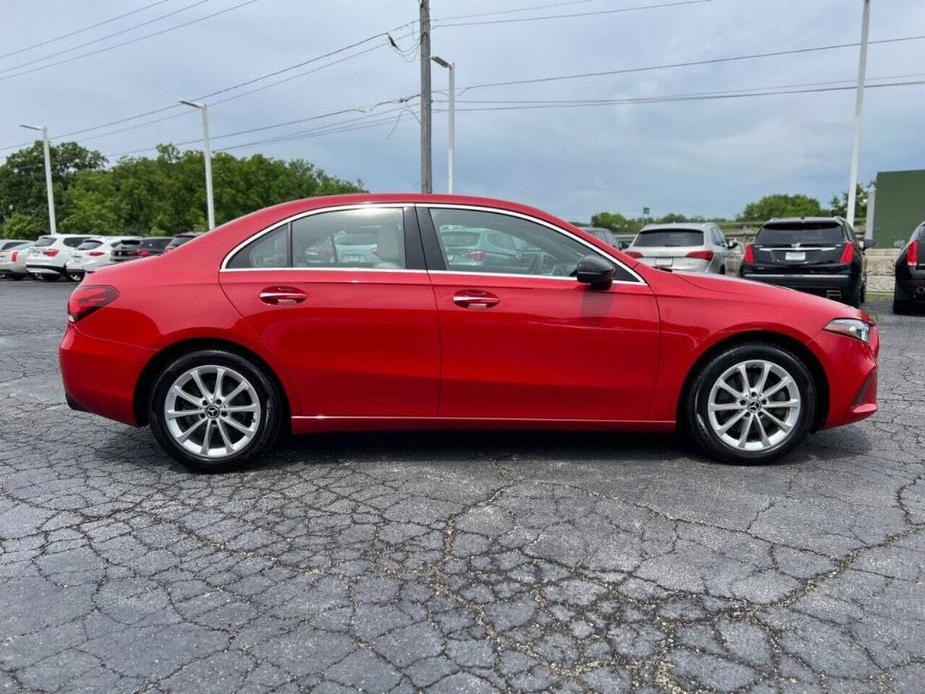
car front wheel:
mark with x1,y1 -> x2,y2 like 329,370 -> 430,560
149,350 -> 283,472
684,343 -> 816,464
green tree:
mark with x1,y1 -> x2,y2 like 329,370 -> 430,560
0,211 -> 38,239
829,183 -> 871,219
590,211 -> 629,232
739,194 -> 824,222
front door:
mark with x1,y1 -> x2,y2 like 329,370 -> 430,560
220,205 -> 440,417
420,206 -> 660,422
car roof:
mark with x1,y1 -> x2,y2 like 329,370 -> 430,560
639,223 -> 714,232
764,216 -> 844,225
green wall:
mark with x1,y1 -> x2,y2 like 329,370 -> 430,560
873,169 -> 925,249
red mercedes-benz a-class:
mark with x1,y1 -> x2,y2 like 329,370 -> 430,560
60,194 -> 879,471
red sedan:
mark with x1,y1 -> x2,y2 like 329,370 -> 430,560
60,194 -> 879,471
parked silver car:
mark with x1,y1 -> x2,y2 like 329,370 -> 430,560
626,223 -> 735,274
0,240 -> 32,279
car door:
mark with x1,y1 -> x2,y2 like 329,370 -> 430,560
419,206 -> 661,422
219,205 -> 440,418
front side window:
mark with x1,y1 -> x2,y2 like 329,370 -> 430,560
429,208 -> 628,279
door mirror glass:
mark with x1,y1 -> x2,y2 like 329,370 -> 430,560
576,255 -> 615,290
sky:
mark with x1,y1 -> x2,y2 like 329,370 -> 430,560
1,0 -> 924,222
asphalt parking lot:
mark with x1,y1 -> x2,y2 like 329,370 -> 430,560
1,281 -> 923,693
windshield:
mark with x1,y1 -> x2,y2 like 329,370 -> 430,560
757,222 -> 843,246
634,229 -> 704,247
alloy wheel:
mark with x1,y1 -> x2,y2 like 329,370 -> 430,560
706,359 -> 801,452
163,365 -> 261,459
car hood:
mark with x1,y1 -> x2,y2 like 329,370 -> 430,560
672,271 -> 870,322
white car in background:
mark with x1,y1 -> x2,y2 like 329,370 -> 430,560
25,234 -> 95,281
66,236 -> 141,279
0,240 -> 32,279
625,223 -> 737,274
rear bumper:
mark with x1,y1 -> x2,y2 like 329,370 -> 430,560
59,323 -> 154,426
810,328 -> 879,428
741,270 -> 855,290
895,278 -> 925,301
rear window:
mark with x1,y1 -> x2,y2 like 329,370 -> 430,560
441,231 -> 481,247
63,237 -> 90,248
117,239 -> 141,247
757,222 -> 844,246
33,236 -> 55,247
76,240 -> 102,250
141,238 -> 171,250
634,229 -> 704,247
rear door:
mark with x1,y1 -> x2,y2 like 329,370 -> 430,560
219,205 -> 440,418
420,206 -> 660,422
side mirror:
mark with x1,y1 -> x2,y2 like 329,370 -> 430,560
726,240 -> 740,250
576,255 -> 615,290
861,238 -> 875,250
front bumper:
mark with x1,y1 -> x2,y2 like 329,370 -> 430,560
810,326 -> 879,428
60,323 -> 155,426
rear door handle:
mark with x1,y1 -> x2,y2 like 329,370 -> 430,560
259,287 -> 306,305
453,290 -> 500,309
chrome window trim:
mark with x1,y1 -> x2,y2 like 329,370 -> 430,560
220,203 -> 408,271
420,203 -> 644,284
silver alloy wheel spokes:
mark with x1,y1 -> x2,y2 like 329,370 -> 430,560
706,359 -> 801,453
164,365 -> 261,459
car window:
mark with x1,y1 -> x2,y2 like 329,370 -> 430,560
634,229 -> 704,247
756,222 -> 843,246
429,208 -> 633,280
141,238 -> 171,250
76,240 -> 103,250
291,208 -> 405,269
228,224 -> 290,269
33,236 -> 55,247
63,237 -> 90,248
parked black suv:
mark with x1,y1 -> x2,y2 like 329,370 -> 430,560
739,217 -> 868,307
893,221 -> 925,314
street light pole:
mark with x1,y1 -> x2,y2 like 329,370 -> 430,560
19,124 -> 56,234
846,0 -> 871,229
179,99 -> 216,230
432,56 -> 455,194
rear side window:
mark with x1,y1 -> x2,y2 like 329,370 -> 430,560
756,222 -> 844,246
228,224 -> 290,269
33,236 -> 55,247
634,229 -> 704,247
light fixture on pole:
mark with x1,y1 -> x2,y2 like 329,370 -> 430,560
19,124 -> 57,234
179,99 -> 216,230
846,0 -> 871,229
432,55 -> 455,194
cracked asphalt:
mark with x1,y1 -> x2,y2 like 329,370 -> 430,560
1,280 -> 923,693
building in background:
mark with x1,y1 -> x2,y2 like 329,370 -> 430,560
872,169 -> 925,248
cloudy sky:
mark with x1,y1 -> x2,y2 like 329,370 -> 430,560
1,0 -> 923,221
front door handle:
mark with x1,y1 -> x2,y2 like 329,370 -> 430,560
453,290 -> 500,309
259,287 -> 306,305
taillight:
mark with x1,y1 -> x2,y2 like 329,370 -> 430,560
743,243 -> 755,264
43,248 -> 59,257
625,250 -> 643,258
134,249 -> 151,257
67,285 -> 119,323
88,251 -> 105,257
10,251 -> 18,262
466,250 -> 487,261
687,250 -> 714,261
909,240 -> 920,268
838,241 -> 855,264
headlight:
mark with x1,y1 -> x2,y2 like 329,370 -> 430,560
823,318 -> 871,343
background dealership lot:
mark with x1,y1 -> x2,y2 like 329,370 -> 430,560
1,282 -> 923,691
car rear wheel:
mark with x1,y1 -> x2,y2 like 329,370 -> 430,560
149,350 -> 283,472
893,299 -> 912,315
685,343 -> 816,464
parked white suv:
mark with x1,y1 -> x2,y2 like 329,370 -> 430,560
66,236 -> 141,279
25,234 -> 96,281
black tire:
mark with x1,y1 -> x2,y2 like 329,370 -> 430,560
35,273 -> 60,282
66,272 -> 83,282
148,349 -> 284,472
893,299 -> 912,315
684,343 -> 816,465
860,284 -> 866,305
844,281 -> 862,308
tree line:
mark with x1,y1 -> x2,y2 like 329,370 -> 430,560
0,141 -> 364,239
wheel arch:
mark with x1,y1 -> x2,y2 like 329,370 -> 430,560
133,337 -> 292,428
676,330 -> 830,432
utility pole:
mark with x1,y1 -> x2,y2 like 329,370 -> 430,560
180,100 -> 216,230
419,0 -> 432,193
19,124 -> 56,234
847,0 -> 871,229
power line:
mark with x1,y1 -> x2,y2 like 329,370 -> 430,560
435,0 -> 709,28
462,34 -> 925,91
0,0 -> 260,83
434,0 -> 593,23
0,0 -> 214,75
0,0 -> 169,61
